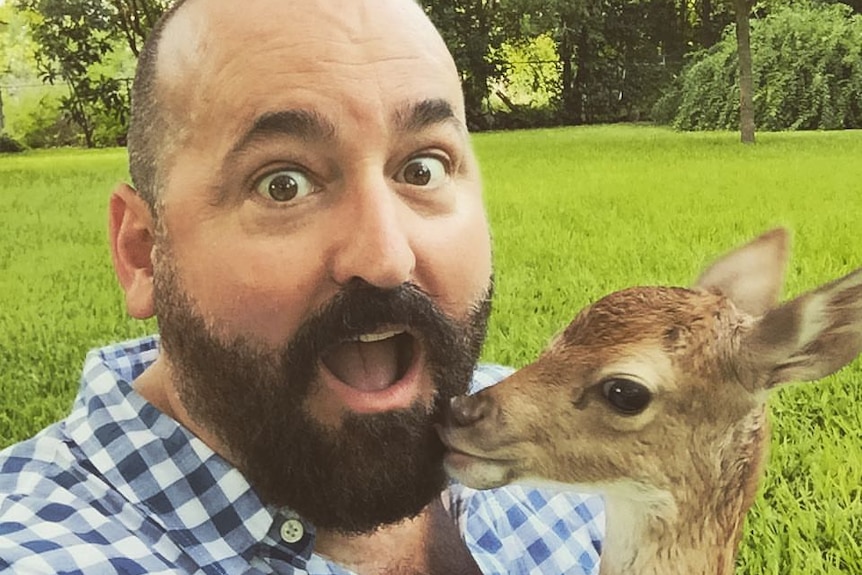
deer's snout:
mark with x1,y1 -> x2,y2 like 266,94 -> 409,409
447,394 -> 494,427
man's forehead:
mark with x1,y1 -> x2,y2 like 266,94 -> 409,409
153,0 -> 459,120
157,0 -> 443,74
156,2 -> 206,86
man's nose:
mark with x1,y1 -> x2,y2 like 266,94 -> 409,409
328,182 -> 416,289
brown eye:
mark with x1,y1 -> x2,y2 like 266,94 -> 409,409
601,378 -> 652,415
397,156 -> 447,188
257,170 -> 315,203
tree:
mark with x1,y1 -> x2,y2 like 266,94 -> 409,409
14,0 -> 168,147
497,0 -> 700,124
659,3 -> 862,131
16,0 -> 119,147
733,0 -> 756,143
0,4 -> 40,134
422,0 -> 503,129
0,14 -> 9,132
106,0 -> 169,57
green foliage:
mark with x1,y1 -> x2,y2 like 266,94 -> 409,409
756,4 -> 862,129
15,0 -> 122,147
104,0 -> 171,57
486,35 -> 563,129
658,3 -> 862,130
653,32 -> 741,130
422,0 -> 502,129
421,0 -> 733,128
493,35 -> 560,109
5,88 -> 80,148
0,4 -> 39,84
11,0 -> 166,147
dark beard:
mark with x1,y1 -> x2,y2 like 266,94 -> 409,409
153,258 -> 491,534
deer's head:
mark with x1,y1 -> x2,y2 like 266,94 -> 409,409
439,230 -> 862,504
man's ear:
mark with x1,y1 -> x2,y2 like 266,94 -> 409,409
109,183 -> 156,319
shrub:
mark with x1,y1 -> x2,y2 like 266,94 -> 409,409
5,83 -> 129,149
5,88 -> 81,149
656,4 -> 862,130
0,133 -> 26,153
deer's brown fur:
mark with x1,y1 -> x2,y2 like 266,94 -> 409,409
439,229 -> 862,575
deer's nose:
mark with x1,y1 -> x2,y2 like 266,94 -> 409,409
448,394 -> 493,427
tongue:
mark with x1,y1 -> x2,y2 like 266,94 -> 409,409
322,339 -> 399,392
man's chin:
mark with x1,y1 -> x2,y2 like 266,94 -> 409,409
248,405 -> 450,534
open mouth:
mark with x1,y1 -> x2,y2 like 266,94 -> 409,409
318,328 -> 423,412
321,330 -> 415,391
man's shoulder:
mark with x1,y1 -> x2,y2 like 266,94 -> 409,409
0,423 -> 75,493
471,363 -> 515,394
0,417 -> 174,573
449,483 -> 604,575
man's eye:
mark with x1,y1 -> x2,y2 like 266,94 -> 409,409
397,156 -> 448,188
256,170 -> 316,203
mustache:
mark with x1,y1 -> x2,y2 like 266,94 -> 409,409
283,279 -> 464,358
274,279 -> 476,393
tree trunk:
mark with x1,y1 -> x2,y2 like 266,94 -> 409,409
678,0 -> 688,56
573,25 -> 591,125
734,0 -> 755,144
66,82 -> 96,148
558,15 -> 577,124
700,0 -> 717,47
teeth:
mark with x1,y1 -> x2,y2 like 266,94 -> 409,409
356,330 -> 404,343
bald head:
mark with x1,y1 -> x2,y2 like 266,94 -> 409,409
126,0 -> 459,211
126,0 -> 190,210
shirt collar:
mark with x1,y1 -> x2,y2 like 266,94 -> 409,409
64,336 -> 305,567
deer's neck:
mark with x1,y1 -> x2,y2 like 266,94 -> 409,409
600,408 -> 769,575
600,489 -> 738,575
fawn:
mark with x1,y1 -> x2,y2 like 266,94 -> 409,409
439,229 -> 862,575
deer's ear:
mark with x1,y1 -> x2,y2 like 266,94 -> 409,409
693,228 -> 790,317
742,267 -> 862,389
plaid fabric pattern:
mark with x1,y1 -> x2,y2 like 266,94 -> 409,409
0,337 -> 604,574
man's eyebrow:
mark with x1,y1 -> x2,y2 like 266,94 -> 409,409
394,99 -> 465,134
229,109 -> 338,155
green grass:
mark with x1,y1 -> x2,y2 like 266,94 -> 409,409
1,126 -> 861,573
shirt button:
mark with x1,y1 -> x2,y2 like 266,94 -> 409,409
280,518 -> 305,544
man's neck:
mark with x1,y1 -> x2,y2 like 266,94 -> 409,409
314,498 -> 482,575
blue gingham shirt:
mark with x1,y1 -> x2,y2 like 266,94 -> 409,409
0,337 -> 604,574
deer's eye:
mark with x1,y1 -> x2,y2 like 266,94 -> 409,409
601,378 -> 652,415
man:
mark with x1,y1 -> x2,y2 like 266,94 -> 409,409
0,0 -> 604,573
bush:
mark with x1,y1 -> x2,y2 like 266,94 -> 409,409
5,89 -> 81,149
90,105 -> 128,147
5,85 -> 128,149
0,133 -> 26,153
656,4 -> 862,130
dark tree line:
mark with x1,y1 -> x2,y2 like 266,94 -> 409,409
423,0 -> 739,129
6,0 -> 862,148
422,0 -> 860,140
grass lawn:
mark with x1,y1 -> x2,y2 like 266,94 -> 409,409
1,125 -> 861,573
